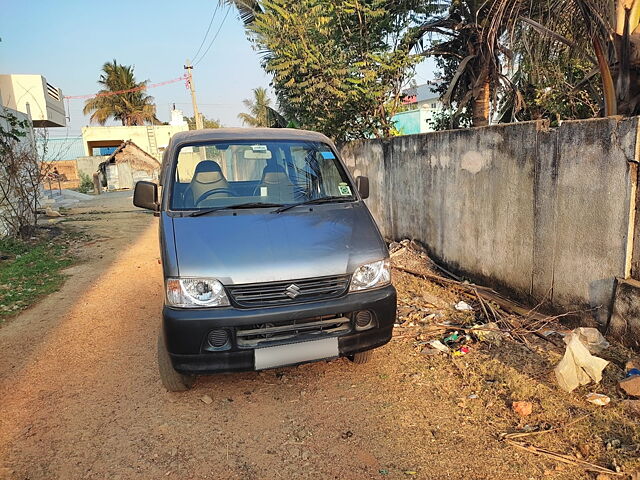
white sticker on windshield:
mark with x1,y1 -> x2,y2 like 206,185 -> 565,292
251,144 -> 268,152
320,151 -> 336,159
338,183 -> 352,196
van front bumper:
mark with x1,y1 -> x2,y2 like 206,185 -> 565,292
162,284 -> 396,374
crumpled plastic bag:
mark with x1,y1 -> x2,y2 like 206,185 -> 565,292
554,328 -> 610,392
571,327 -> 609,353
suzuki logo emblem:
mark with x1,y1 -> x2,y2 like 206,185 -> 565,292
285,284 -> 301,298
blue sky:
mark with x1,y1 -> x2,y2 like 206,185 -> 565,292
1,0 -> 434,137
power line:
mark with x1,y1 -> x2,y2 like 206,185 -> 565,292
64,75 -> 187,100
193,7 -> 231,66
192,2 -> 220,62
172,102 -> 236,106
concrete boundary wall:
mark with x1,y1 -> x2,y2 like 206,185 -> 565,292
341,117 -> 640,325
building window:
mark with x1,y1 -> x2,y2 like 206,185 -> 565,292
431,103 -> 436,109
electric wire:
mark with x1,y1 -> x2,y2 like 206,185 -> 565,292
191,2 -> 220,62
193,7 -> 231,66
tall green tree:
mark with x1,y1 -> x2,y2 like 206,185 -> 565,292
227,0 -> 438,141
83,60 -> 159,126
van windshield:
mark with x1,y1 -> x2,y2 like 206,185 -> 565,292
170,140 -> 355,210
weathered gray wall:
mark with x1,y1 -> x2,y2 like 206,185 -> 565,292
75,156 -> 107,178
341,117 -> 639,324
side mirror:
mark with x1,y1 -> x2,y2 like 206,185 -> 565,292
356,176 -> 369,200
133,181 -> 159,211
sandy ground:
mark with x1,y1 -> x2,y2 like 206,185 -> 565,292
0,192 -> 636,480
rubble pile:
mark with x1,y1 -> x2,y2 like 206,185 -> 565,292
390,238 -> 640,477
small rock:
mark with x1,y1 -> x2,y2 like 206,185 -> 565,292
200,395 -> 213,404
620,375 -> 640,397
578,443 -> 591,458
512,401 -> 533,417
586,393 -> 610,406
605,438 -> 621,451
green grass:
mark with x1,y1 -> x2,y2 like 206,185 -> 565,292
0,232 -> 76,323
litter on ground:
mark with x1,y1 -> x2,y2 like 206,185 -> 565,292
389,238 -> 640,476
555,328 -> 610,392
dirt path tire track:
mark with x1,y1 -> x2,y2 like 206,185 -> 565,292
0,209 -> 577,480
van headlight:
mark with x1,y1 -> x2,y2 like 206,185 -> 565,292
166,278 -> 230,308
349,259 -> 391,292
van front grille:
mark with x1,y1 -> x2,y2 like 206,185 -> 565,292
227,275 -> 350,307
236,315 -> 351,348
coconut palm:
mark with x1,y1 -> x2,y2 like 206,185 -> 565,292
83,60 -> 159,126
509,0 -> 640,117
237,87 -> 273,127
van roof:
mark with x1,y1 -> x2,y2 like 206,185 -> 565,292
168,128 -> 333,146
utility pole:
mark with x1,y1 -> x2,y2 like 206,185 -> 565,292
184,59 -> 203,130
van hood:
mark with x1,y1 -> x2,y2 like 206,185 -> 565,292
170,203 -> 386,285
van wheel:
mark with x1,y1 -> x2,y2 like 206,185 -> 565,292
157,331 -> 195,392
349,350 -> 373,364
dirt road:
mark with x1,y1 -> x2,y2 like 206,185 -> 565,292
0,193 -> 635,480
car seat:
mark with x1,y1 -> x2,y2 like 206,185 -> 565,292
184,161 -> 233,206
254,162 -> 294,202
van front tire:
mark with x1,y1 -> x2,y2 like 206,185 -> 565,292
157,331 -> 195,391
349,350 -> 373,364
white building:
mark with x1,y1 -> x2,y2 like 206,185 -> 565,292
0,74 -> 66,127
81,116 -> 189,161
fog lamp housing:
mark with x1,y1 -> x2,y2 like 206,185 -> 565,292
354,310 -> 376,331
206,329 -> 230,350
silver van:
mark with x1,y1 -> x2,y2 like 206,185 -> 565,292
133,128 -> 396,391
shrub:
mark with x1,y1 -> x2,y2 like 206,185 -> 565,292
78,172 -> 94,194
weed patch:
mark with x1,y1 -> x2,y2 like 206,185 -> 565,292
0,230 -> 80,323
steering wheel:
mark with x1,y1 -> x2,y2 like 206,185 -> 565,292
195,188 -> 236,205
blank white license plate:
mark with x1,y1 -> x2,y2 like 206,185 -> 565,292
254,337 -> 339,370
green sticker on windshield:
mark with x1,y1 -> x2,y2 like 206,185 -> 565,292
338,183 -> 352,196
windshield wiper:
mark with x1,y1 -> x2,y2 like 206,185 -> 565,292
188,202 -> 284,217
272,196 -> 354,214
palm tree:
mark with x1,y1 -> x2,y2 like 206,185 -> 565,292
511,0 -> 640,117
83,60 -> 159,126
410,0 -> 555,128
237,87 -> 272,127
